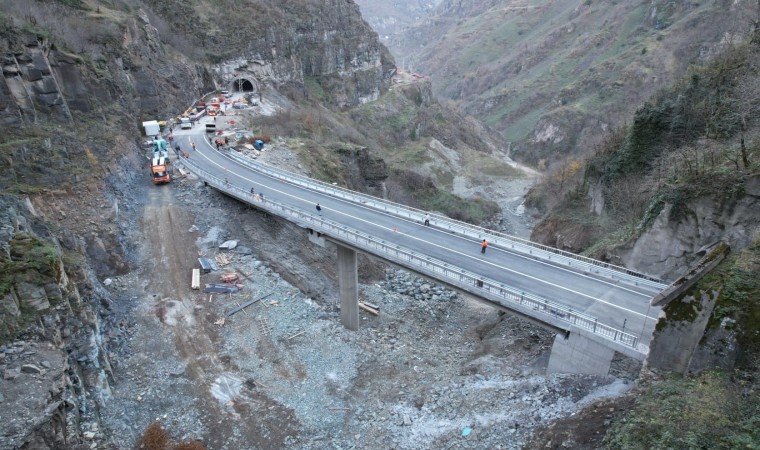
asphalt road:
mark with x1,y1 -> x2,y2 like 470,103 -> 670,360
168,109 -> 662,347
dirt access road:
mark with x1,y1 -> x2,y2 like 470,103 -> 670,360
104,183 -> 297,448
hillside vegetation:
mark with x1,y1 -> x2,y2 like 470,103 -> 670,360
245,81 -> 510,223
525,26 -> 760,449
391,0 -> 759,167
530,34 -> 760,255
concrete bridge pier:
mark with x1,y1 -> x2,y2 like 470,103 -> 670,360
546,331 -> 615,375
337,244 -> 359,331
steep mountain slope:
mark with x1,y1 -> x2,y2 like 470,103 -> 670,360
522,29 -> 760,449
388,0 -> 759,165
353,0 -> 442,52
0,1 -> 524,447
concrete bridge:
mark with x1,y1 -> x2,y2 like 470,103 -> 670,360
171,127 -> 667,375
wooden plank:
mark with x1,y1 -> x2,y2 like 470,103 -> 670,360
359,302 -> 379,316
191,268 -> 200,290
226,292 -> 274,316
363,302 -> 380,311
287,331 -> 305,340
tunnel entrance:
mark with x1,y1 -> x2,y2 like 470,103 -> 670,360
232,78 -> 255,92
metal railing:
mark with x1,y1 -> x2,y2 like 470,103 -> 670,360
220,148 -> 666,290
181,157 -> 641,350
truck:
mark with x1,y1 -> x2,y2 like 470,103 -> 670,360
207,101 -> 221,116
180,117 -> 192,129
150,155 -> 171,184
189,107 -> 207,124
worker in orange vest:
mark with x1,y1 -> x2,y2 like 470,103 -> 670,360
481,239 -> 488,254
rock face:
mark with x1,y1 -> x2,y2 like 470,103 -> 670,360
619,176 -> 760,281
0,196 -> 118,449
212,0 -> 395,107
0,13 -> 213,126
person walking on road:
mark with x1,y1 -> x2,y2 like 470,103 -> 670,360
316,203 -> 322,216
191,141 -> 196,151
481,239 -> 488,254
424,213 -> 430,226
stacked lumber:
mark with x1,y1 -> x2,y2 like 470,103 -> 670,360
215,254 -> 231,267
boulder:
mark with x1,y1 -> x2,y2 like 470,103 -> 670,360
16,282 -> 50,311
3,367 -> 20,380
20,364 -> 42,374
219,240 -> 238,250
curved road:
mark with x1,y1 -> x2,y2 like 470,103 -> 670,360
168,118 -> 661,348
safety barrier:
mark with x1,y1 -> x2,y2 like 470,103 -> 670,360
222,150 -> 666,290
181,157 -> 641,350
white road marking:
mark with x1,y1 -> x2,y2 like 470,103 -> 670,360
186,137 -> 655,320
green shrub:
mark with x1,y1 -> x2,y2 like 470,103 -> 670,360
605,371 -> 760,449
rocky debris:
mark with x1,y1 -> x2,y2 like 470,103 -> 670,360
97,179 -> 623,449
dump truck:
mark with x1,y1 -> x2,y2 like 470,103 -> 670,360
150,155 -> 171,184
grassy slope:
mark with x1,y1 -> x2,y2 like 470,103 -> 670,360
396,0 -> 757,165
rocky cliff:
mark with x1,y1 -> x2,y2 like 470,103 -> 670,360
0,9 -> 212,126
620,177 -> 760,281
145,0 -> 395,107
0,1 -> 397,447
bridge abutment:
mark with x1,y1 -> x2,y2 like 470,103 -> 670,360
547,331 -> 614,375
337,244 -> 359,331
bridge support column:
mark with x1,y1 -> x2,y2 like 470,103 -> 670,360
337,245 -> 359,331
547,332 -> 614,375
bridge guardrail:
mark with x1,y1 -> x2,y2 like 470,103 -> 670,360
181,157 -> 640,350
220,148 -> 666,290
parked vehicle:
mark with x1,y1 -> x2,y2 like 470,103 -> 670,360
190,108 -> 206,123
150,155 -> 171,184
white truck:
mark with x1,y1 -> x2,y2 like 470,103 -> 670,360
180,117 -> 192,129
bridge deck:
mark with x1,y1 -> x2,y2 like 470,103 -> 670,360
173,131 -> 662,350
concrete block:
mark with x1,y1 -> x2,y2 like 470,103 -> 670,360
547,331 -> 615,375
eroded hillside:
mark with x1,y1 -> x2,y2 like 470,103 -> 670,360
385,0 -> 759,167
